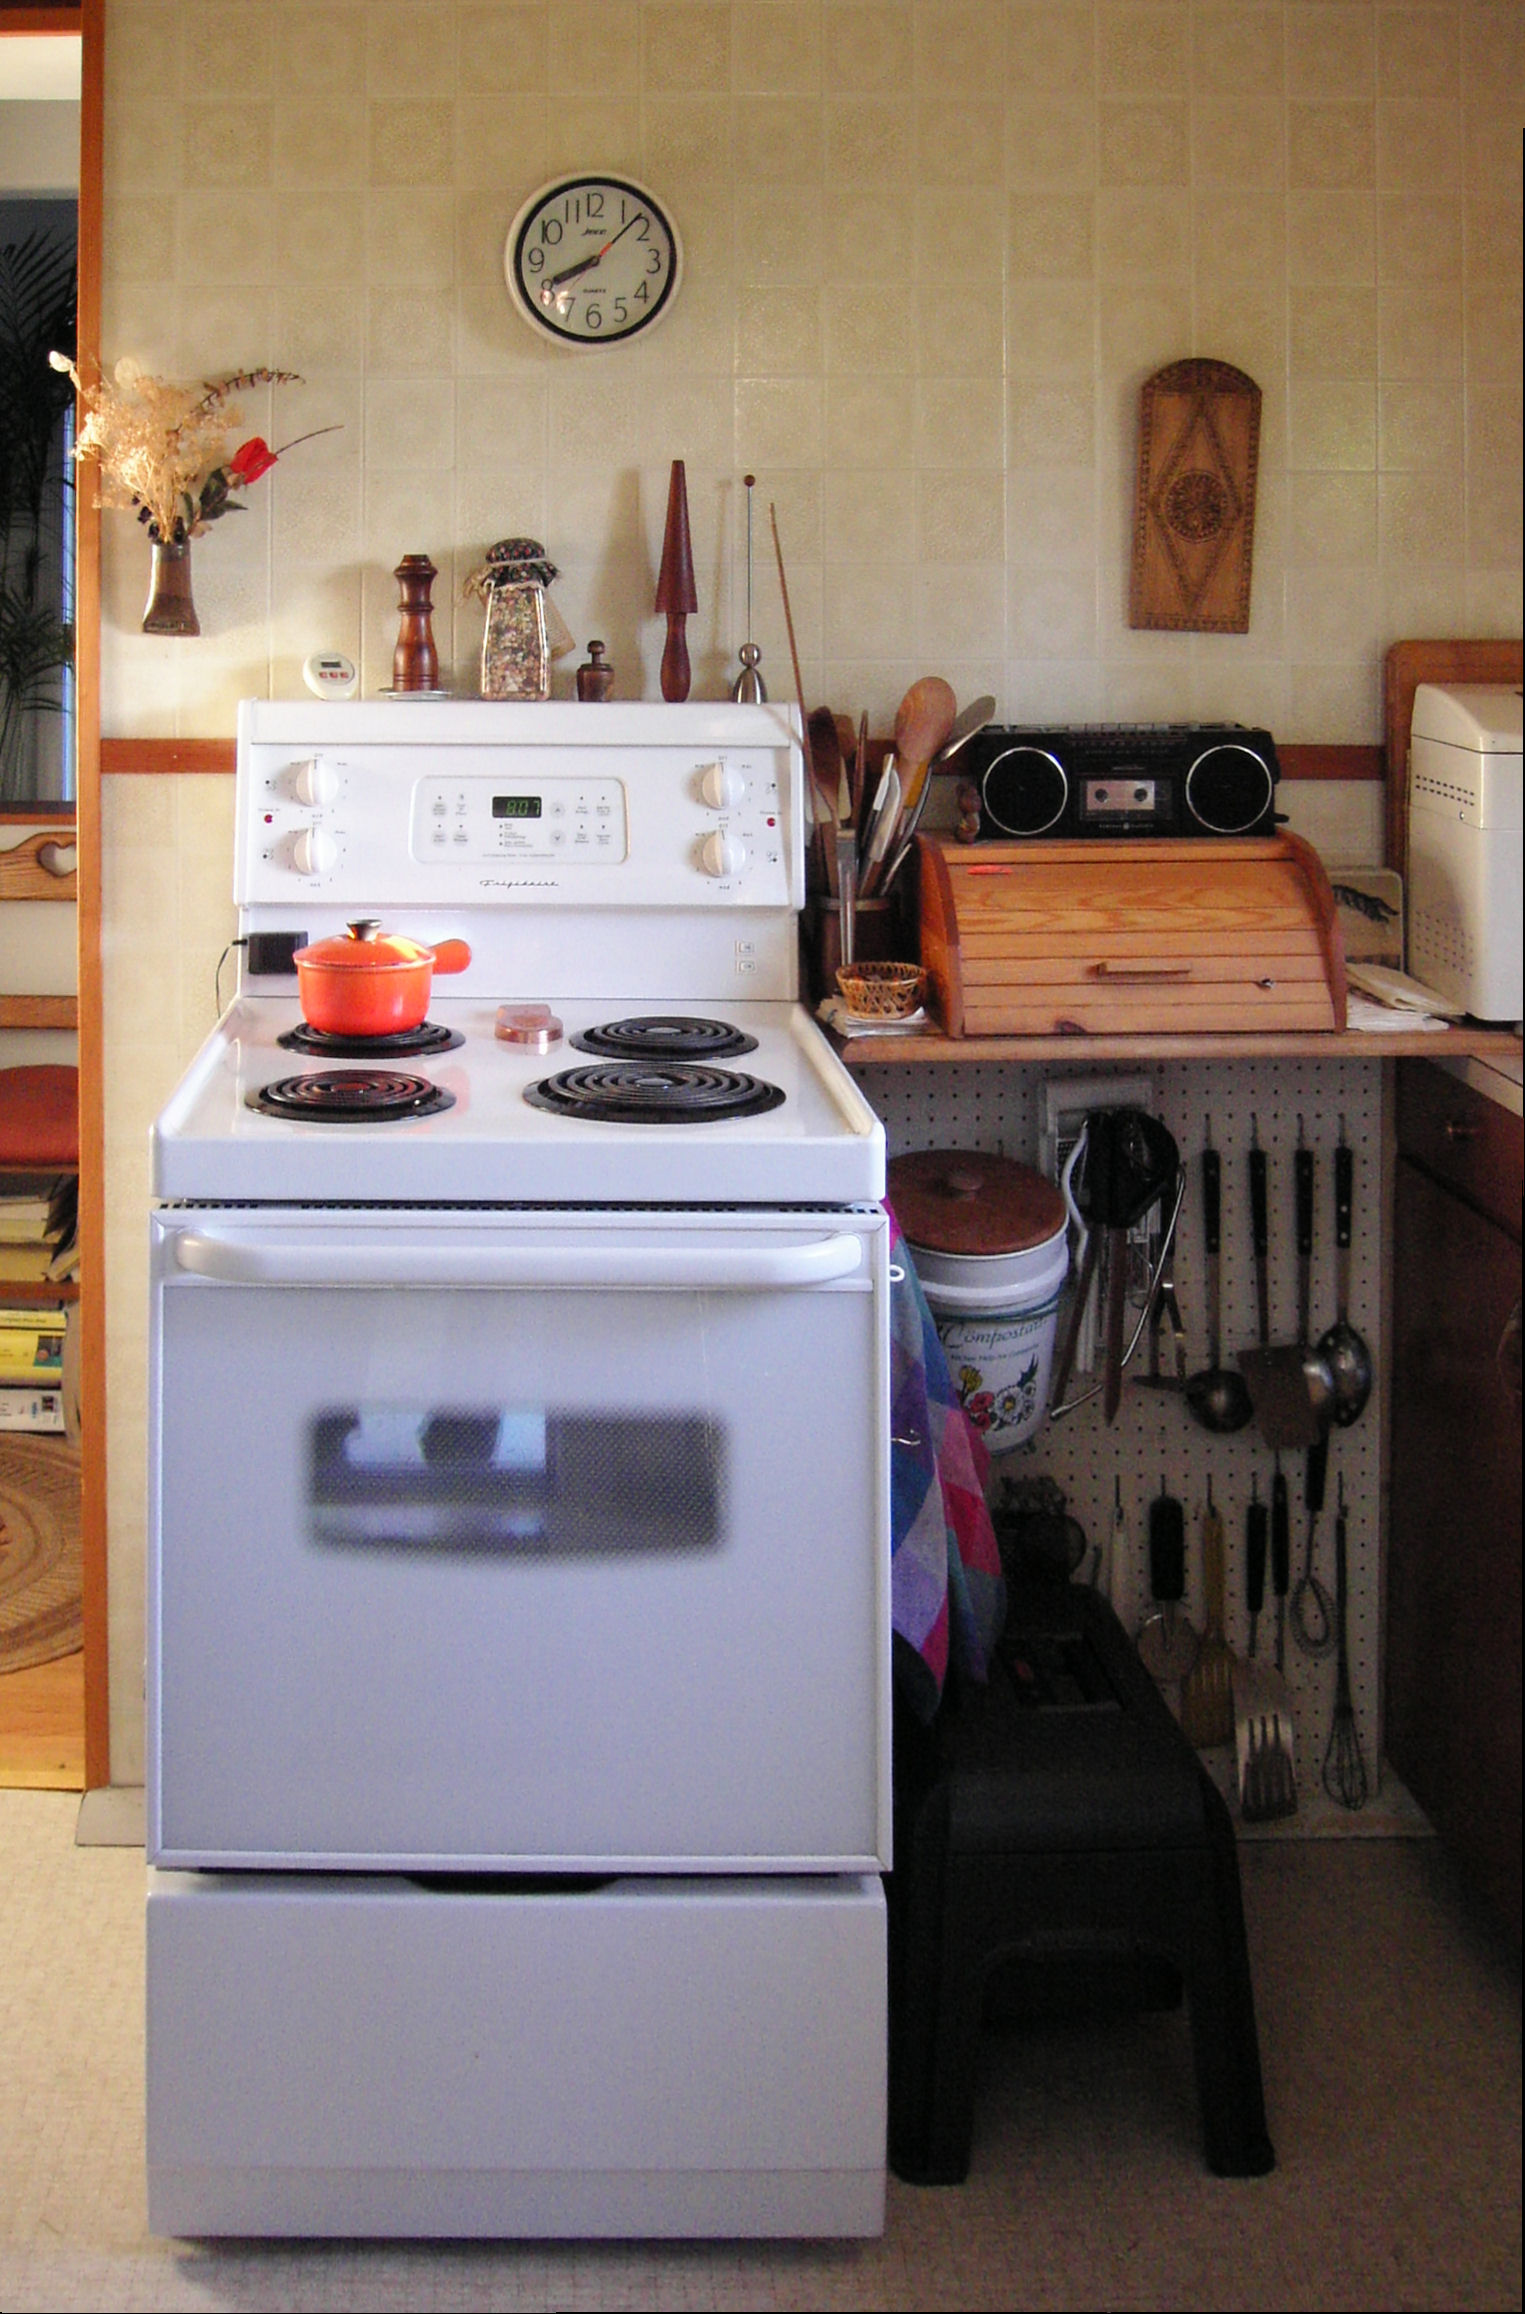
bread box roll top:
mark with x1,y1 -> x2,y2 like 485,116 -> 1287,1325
914,832 -> 1346,1038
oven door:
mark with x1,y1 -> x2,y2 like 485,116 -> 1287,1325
148,1206 -> 889,1874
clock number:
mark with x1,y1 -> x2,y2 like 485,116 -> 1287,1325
525,245 -> 544,275
587,191 -> 604,220
613,296 -> 628,325
540,216 -> 563,245
634,279 -> 649,305
646,247 -> 663,275
585,302 -> 604,331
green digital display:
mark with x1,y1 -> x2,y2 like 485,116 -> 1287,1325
493,795 -> 543,819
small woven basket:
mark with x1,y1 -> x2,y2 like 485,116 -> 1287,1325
835,959 -> 924,1018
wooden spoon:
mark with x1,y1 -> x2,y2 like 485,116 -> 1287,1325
892,677 -> 958,822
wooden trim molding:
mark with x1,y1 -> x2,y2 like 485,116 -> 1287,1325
74,0 -> 108,1789
0,994 -> 78,1029
1276,742 -> 1383,782
1384,639 -> 1523,873
100,736 -> 237,775
105,739 -> 1383,784
0,6 -> 81,31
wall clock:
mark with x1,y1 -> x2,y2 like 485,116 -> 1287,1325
504,174 -> 682,349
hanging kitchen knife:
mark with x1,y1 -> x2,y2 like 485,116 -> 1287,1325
1249,1113 -> 1269,1348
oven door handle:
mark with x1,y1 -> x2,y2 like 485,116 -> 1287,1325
170,1231 -> 866,1291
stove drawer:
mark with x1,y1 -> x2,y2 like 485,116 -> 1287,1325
148,1206 -> 890,1873
148,1870 -> 886,2239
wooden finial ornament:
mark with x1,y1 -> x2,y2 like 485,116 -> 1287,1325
654,458 -> 697,701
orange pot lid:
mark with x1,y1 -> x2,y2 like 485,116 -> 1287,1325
889,1147 -> 1066,1257
295,919 -> 433,970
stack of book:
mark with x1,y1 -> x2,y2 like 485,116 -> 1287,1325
0,1179 -> 75,1432
0,1177 -> 77,1285
0,1306 -> 66,1432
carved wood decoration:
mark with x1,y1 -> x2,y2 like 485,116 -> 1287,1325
1130,358 -> 1261,634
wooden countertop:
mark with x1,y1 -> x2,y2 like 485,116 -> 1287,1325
833,1023 -> 1524,1066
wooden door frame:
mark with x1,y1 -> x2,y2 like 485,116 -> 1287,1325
2,0 -> 106,1783
75,0 -> 105,1788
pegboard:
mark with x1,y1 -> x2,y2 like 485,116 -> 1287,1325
875,1057 -> 1390,1835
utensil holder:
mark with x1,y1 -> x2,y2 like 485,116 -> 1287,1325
806,894 -> 911,1004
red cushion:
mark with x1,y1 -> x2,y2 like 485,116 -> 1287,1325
0,1064 -> 79,1169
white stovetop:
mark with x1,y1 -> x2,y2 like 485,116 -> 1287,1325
152,996 -> 886,1207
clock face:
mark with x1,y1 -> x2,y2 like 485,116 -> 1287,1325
505,175 -> 682,348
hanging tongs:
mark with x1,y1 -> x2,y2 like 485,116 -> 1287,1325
1048,1119 -> 1186,1422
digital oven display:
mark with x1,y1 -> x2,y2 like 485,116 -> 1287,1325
493,795 -> 543,819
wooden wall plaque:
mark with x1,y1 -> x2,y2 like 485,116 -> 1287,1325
1130,358 -> 1261,634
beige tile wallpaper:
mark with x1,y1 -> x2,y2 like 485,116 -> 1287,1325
97,0 -> 1521,739
96,0 -> 1522,1774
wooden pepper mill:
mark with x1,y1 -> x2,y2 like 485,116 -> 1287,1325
654,459 -> 697,703
392,553 -> 439,692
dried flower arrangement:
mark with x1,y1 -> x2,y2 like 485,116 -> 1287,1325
48,354 -> 335,544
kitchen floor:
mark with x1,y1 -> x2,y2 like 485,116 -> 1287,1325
0,1650 -> 84,1788
0,1791 -> 1517,2314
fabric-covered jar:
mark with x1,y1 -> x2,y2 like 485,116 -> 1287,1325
463,538 -> 576,700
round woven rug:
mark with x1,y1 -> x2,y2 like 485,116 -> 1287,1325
0,1436 -> 82,1675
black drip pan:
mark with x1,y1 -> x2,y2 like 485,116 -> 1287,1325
250,1069 -> 455,1123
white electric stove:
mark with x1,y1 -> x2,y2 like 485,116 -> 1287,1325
146,700 -> 890,2240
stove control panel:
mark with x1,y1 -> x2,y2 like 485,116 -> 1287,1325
234,701 -> 804,911
411,775 -> 629,863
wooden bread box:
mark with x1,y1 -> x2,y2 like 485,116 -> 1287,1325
916,833 -> 1347,1038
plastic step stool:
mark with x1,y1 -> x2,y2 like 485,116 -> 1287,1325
888,1578 -> 1275,2183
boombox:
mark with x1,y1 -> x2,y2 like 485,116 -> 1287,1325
956,722 -> 1282,842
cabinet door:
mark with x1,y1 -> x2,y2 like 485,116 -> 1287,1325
1388,1156 -> 1521,1949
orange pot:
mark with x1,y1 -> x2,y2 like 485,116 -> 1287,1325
293,919 -> 472,1037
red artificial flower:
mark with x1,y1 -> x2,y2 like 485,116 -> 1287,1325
227,436 -> 277,484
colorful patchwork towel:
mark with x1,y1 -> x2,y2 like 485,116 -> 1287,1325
887,1207 -> 1006,1721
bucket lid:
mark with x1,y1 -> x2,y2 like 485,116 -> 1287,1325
889,1147 -> 1066,1257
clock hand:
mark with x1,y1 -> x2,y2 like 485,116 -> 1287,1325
539,211 -> 647,297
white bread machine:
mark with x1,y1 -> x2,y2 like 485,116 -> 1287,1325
1407,681 -> 1522,1023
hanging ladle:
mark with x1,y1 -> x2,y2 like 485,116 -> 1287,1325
1316,1122 -> 1373,1427
1185,1131 -> 1253,1433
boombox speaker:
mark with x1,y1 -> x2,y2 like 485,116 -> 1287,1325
959,723 -> 1282,841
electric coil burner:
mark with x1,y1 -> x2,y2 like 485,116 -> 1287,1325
570,1014 -> 760,1061
277,1020 -> 465,1059
525,1060 -> 786,1124
250,1068 -> 455,1122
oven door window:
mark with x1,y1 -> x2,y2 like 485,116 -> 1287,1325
311,1406 -> 722,1554
149,1214 -> 887,1874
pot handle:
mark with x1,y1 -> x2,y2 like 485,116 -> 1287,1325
428,939 -> 471,975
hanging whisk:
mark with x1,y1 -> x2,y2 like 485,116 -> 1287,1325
1321,1473 -> 1369,1810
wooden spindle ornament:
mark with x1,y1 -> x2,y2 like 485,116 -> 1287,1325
654,459 -> 697,702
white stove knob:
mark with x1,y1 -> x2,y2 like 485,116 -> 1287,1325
701,829 -> 746,879
290,756 -> 338,807
292,825 -> 338,877
698,761 -> 745,810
